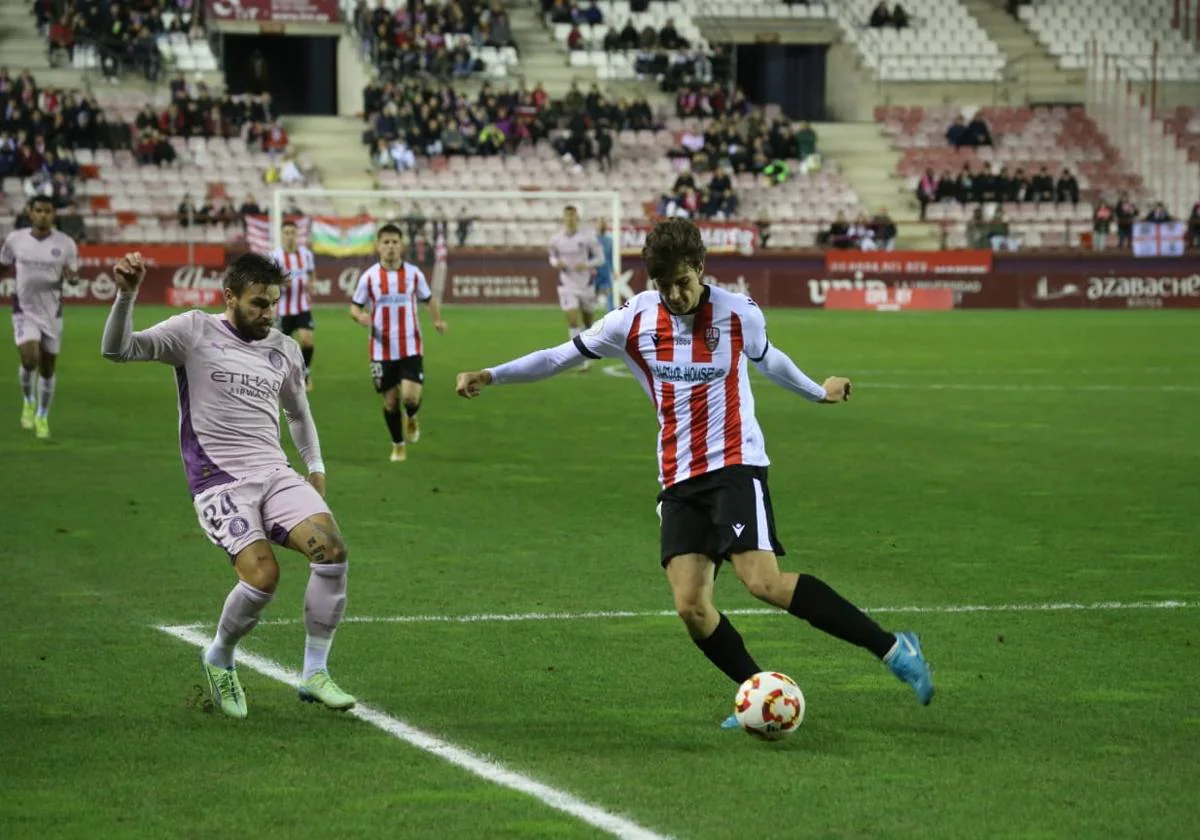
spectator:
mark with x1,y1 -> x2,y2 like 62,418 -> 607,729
567,26 -> 585,50
869,1 -> 892,27
238,195 -> 262,218
946,115 -> 969,148
1115,193 -> 1138,248
390,138 -> 417,171
825,211 -> 852,249
1189,197 -> 1200,248
994,166 -> 1013,203
988,207 -> 1020,251
1055,168 -> 1079,205
582,2 -> 603,26
1028,166 -> 1054,202
976,164 -> 998,203
1009,166 -> 1029,202
966,207 -> 988,248
1145,201 -> 1171,223
595,122 -> 613,171
965,112 -> 993,146
659,18 -> 688,50
24,172 -> 53,200
795,121 -> 817,162
178,195 -> 196,226
871,207 -> 898,250
891,3 -> 910,28
620,20 -> 639,49
916,168 -> 937,219
549,0 -> 573,24
1093,200 -> 1113,250
639,26 -> 657,50
262,118 -> 289,161
955,164 -> 974,203
603,27 -> 621,51
849,213 -> 875,250
935,169 -> 957,202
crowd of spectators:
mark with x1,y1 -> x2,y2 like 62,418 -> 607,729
360,76 -> 659,168
820,209 -> 898,250
915,163 -> 1081,218
658,103 -> 821,222
38,0 -> 206,83
352,0 -> 513,83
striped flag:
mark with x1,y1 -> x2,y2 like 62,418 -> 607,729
310,215 -> 377,257
244,215 -> 311,255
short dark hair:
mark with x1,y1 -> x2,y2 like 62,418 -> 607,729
223,252 -> 288,296
377,223 -> 403,238
642,218 -> 705,281
281,219 -> 296,230
28,195 -> 54,211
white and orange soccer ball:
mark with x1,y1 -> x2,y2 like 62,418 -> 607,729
733,671 -> 806,741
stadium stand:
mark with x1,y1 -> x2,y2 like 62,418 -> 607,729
883,104 -> 1152,246
1020,0 -> 1200,79
835,0 -> 1005,82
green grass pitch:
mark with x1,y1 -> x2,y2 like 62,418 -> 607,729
3,304 -> 1199,840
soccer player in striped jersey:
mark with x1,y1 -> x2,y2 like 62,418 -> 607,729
351,223 -> 447,462
548,205 -> 604,372
269,220 -> 317,392
456,218 -> 934,726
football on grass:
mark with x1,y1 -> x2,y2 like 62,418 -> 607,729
734,671 -> 805,740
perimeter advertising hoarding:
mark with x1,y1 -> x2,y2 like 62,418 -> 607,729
2,254 -> 1198,310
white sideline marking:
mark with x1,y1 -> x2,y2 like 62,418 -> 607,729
156,624 -> 671,840
161,600 -> 1194,632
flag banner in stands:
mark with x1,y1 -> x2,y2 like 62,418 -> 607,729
825,249 -> 993,275
1132,222 -> 1187,257
205,0 -> 340,23
244,215 -> 311,255
309,216 -> 378,257
9,253 -> 1198,310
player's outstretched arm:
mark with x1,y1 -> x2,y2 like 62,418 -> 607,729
743,302 -> 850,404
456,340 -> 586,398
101,252 -> 195,364
280,357 -> 327,495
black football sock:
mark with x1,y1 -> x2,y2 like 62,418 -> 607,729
788,574 -> 895,659
383,408 -> 406,444
301,345 -> 314,371
694,613 -> 761,683
403,400 -> 421,418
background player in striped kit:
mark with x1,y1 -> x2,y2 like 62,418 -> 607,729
351,224 -> 447,462
548,205 -> 604,372
269,220 -> 317,392
2,195 -> 79,439
456,218 -> 934,726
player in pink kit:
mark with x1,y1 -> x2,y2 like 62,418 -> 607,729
351,223 -> 446,462
2,196 -> 79,439
457,219 -> 934,727
269,219 -> 317,392
101,251 -> 357,719
548,205 -> 604,372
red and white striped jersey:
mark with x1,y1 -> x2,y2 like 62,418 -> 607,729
434,234 -> 448,264
574,286 -> 770,488
269,247 -> 315,316
352,261 -> 432,361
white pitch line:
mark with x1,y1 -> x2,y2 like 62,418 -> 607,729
156,599 -> 1194,632
156,624 -> 671,840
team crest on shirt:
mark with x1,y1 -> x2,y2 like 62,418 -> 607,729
51,248 -> 61,257
267,349 -> 285,370
704,326 -> 721,351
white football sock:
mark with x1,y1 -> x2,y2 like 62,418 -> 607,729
303,562 -> 347,678
19,366 -> 34,403
206,581 -> 274,668
36,374 -> 55,418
